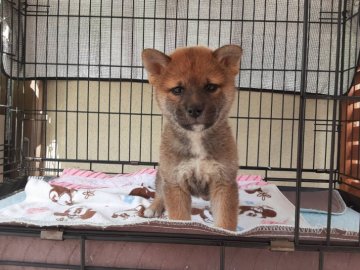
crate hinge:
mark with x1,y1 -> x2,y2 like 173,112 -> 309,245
40,229 -> 63,240
270,240 -> 295,252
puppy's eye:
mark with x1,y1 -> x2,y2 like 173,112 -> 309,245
170,86 -> 184,96
205,84 -> 219,93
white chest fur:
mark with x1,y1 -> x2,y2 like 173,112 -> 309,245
174,130 -> 224,192
188,131 -> 207,158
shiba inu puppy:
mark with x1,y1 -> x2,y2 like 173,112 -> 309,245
142,45 -> 242,231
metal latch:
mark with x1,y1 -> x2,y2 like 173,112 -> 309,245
270,240 -> 295,252
40,229 -> 63,240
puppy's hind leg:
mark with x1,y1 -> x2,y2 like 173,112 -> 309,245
144,172 -> 165,218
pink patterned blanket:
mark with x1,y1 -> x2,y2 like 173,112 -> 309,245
0,168 -> 309,233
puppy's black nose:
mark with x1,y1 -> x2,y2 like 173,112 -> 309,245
187,105 -> 203,118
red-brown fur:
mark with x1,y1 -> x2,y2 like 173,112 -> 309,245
142,45 -> 242,231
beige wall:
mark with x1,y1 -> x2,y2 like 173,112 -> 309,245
43,81 -> 336,187
45,81 -> 162,173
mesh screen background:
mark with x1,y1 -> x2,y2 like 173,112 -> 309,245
1,0 -> 359,94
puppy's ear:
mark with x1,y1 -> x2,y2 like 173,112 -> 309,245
213,45 -> 242,75
142,49 -> 171,83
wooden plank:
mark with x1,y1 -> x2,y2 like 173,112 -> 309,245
339,177 -> 360,197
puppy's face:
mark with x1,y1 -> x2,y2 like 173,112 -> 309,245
142,45 -> 242,131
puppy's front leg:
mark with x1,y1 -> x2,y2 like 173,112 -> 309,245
144,172 -> 165,218
210,181 -> 239,231
143,196 -> 165,218
164,184 -> 191,220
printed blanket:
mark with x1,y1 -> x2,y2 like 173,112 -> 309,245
0,168 -> 310,234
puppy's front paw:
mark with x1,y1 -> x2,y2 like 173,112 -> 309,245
142,196 -> 165,218
143,207 -> 162,218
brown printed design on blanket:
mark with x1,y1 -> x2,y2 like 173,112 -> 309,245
129,185 -> 155,199
112,205 -> 146,219
49,185 -> 76,205
82,190 -> 95,199
239,205 -> 277,218
54,207 -> 96,221
149,207 -> 214,222
191,207 -> 213,223
113,213 -> 130,219
112,205 -> 213,222
245,188 -> 271,201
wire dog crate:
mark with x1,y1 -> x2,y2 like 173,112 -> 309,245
0,0 -> 359,269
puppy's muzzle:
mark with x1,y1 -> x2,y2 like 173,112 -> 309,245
186,104 -> 204,118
